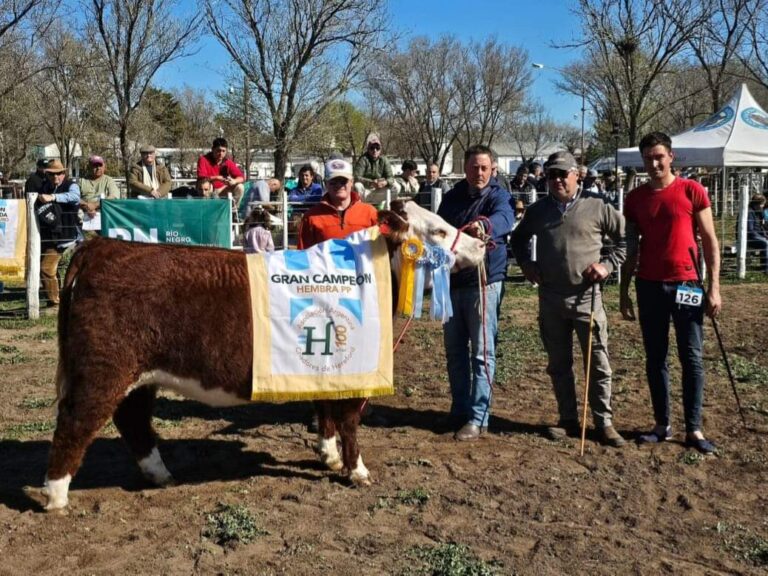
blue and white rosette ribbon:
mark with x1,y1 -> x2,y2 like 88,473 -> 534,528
412,244 -> 455,323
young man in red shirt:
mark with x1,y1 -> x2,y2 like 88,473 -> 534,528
196,137 -> 245,203
620,132 -> 721,454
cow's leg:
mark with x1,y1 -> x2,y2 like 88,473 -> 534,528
314,401 -> 342,471
113,385 -> 174,487
336,399 -> 371,486
45,376 -> 125,510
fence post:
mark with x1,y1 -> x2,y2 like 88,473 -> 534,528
737,183 -> 749,279
25,193 -> 41,319
281,191 -> 289,249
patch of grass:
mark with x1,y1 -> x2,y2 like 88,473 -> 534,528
0,314 -> 57,330
0,344 -> 27,365
2,421 -> 55,439
726,356 -> 768,386
203,503 -> 267,547
402,543 -> 504,576
18,397 -> 55,410
680,451 -> 703,465
716,522 -> 768,567
396,488 -> 430,506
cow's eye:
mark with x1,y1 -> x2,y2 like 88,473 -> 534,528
432,228 -> 448,239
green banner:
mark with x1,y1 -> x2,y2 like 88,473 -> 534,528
101,199 -> 231,247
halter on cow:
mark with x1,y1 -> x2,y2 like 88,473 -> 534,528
43,199 -> 486,510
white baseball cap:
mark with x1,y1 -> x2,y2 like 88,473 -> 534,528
325,158 -> 353,181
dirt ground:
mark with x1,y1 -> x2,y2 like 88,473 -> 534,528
0,281 -> 766,575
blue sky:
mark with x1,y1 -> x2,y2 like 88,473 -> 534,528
154,0 -> 585,125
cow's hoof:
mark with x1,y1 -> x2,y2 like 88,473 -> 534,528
44,497 -> 69,511
138,448 -> 174,487
321,455 -> 344,471
43,475 -> 71,510
350,470 -> 372,487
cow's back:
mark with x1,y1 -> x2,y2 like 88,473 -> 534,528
61,237 -> 254,400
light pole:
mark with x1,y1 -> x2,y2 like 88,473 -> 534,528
532,63 -> 589,165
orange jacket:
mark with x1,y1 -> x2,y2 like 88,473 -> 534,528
297,192 -> 378,249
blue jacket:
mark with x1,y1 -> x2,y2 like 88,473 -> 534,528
438,179 -> 514,287
288,182 -> 324,203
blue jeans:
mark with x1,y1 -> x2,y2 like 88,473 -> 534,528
442,281 -> 502,427
636,279 -> 706,432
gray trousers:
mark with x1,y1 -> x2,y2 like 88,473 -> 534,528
538,288 -> 614,428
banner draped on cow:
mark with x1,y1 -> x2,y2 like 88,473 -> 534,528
246,227 -> 393,402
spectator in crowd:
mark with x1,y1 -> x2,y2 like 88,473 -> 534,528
25,158 -> 50,194
511,199 -> 525,230
353,133 -> 396,205
78,155 -> 120,216
527,162 -> 546,194
128,145 -> 171,198
239,178 -> 281,221
582,168 -> 600,194
242,207 -> 275,254
437,144 -> 514,441
511,151 -> 627,447
620,131 -> 721,455
417,162 -> 447,208
509,165 -> 536,205
747,194 -> 768,273
36,160 -> 81,307
196,137 -> 245,204
491,150 -> 511,192
395,160 -> 420,197
287,164 -> 323,202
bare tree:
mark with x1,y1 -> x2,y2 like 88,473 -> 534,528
368,36 -> 462,171
205,0 -> 388,181
453,38 -> 532,152
33,26 -> 101,171
86,0 -> 200,181
560,0 -> 695,147
742,0 -> 768,89
508,103 -> 564,164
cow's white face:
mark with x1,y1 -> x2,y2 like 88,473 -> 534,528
398,200 -> 486,271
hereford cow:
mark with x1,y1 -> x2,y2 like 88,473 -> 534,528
43,199 -> 486,510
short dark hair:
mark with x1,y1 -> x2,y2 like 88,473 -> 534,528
298,164 -> 314,176
638,131 -> 672,154
401,159 -> 417,171
196,177 -> 212,187
212,137 -> 228,149
464,144 -> 494,163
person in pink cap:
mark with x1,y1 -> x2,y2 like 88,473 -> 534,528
78,155 -> 120,216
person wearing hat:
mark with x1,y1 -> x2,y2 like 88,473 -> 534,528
25,158 -> 51,195
353,133 -> 396,205
511,150 -> 627,448
394,159 -> 419,197
583,168 -> 600,194
79,155 -> 120,216
37,159 -> 82,307
128,145 -> 171,199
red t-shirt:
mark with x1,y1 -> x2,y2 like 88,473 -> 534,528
196,153 -> 245,190
624,177 -> 710,282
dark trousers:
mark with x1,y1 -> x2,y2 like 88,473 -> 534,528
636,279 -> 706,433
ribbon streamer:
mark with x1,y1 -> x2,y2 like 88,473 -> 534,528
397,237 -> 424,315
429,245 -> 455,323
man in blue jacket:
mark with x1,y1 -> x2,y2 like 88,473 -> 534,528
437,144 -> 514,441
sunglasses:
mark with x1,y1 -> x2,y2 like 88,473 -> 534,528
368,144 -> 381,150
546,169 -> 572,180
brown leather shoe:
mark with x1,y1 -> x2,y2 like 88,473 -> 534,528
599,425 -> 626,447
454,423 -> 487,441
545,420 -> 580,441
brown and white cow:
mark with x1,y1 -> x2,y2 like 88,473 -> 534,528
43,199 -> 485,510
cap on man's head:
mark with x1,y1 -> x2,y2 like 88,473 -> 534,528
89,155 -> 105,165
36,158 -> 51,169
140,144 -> 156,154
544,151 -> 578,173
44,159 -> 66,174
325,158 -> 353,181
401,159 -> 417,171
365,133 -> 381,147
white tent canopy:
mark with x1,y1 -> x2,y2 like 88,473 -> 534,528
617,83 -> 768,167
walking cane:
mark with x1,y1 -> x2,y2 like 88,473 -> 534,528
687,247 -> 747,428
580,283 -> 597,456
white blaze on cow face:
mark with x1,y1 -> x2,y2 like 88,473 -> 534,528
401,201 -> 486,270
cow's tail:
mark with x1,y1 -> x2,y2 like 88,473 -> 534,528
55,240 -> 90,403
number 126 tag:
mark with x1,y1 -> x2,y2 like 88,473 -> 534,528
675,285 -> 704,307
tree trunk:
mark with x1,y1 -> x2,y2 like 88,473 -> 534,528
119,122 -> 131,198
273,146 -> 288,184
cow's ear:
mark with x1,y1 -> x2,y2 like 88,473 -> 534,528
377,209 -> 408,234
